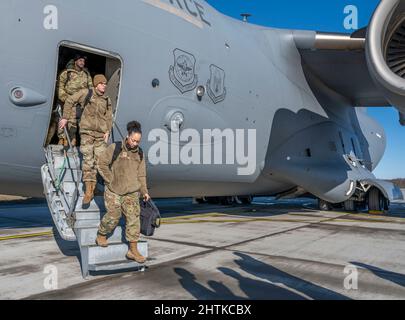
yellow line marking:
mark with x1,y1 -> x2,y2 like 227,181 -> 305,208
1,212 -> 403,241
0,231 -> 53,241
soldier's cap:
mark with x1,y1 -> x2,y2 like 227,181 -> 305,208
94,74 -> 108,87
74,53 -> 88,61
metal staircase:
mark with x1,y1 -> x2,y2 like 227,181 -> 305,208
41,144 -> 148,278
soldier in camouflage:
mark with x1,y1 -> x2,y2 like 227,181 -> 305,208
96,121 -> 151,264
49,54 -> 93,146
59,74 -> 113,208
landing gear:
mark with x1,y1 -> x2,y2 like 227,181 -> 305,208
343,200 -> 356,212
194,196 -> 254,206
194,197 -> 207,204
318,199 -> 332,211
368,188 -> 389,212
238,196 -> 253,205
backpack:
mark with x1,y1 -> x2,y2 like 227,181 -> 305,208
110,141 -> 144,166
140,199 -> 161,236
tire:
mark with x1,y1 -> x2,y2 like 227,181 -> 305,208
206,197 -> 220,204
239,196 -> 253,205
318,199 -> 332,211
195,197 -> 206,204
343,200 -> 356,212
220,196 -> 234,206
368,188 -> 387,212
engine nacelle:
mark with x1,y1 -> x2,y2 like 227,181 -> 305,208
366,0 -> 405,117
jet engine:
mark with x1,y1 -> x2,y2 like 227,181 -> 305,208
367,0 -> 405,120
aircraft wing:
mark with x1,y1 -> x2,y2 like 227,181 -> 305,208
293,28 -> 391,107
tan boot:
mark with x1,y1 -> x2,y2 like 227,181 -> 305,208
82,182 -> 94,208
58,138 -> 65,145
71,138 -> 77,146
126,242 -> 146,264
96,233 -> 108,247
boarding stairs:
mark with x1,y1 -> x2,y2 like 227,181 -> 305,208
40,144 -> 148,278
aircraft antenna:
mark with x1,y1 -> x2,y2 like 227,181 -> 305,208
241,13 -> 252,22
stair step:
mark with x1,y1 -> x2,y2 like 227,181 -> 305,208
86,241 -> 148,265
74,220 -> 101,229
74,195 -> 106,212
74,211 -> 100,221
88,260 -> 146,272
76,226 -> 124,246
74,211 -> 102,221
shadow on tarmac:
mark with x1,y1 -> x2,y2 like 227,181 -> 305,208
175,252 -> 351,300
351,261 -> 405,288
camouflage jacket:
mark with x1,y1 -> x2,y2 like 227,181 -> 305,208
63,88 -> 113,137
57,68 -> 93,103
97,141 -> 149,196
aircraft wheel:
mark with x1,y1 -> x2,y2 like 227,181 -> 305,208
239,196 -> 253,205
368,188 -> 388,211
343,200 -> 356,212
318,199 -> 332,211
206,197 -> 221,204
195,197 -> 207,204
220,196 -> 234,206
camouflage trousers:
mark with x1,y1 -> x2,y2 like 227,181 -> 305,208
80,133 -> 107,182
98,188 -> 141,242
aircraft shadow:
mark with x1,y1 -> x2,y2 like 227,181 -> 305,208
351,262 -> 405,288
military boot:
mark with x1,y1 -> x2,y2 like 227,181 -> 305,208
95,233 -> 108,247
82,182 -> 94,209
71,138 -> 77,147
126,242 -> 146,264
58,138 -> 65,145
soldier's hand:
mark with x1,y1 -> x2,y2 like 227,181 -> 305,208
143,194 -> 151,202
103,132 -> 109,143
59,119 -> 68,129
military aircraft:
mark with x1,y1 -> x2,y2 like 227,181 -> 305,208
1,0 -> 405,274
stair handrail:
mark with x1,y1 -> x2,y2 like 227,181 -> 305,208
57,104 -> 82,218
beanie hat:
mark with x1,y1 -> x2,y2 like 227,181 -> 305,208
94,74 -> 107,87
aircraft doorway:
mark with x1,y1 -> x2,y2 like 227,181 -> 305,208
45,42 -> 122,147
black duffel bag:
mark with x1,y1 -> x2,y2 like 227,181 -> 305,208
140,199 -> 161,236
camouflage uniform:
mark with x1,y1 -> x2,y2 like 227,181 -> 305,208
50,65 -> 93,143
63,88 -> 113,182
99,188 -> 141,242
97,141 -> 149,242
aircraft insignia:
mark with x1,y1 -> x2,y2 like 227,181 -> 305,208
169,48 -> 198,94
207,64 -> 226,104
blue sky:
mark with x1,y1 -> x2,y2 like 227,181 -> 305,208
206,0 -> 404,179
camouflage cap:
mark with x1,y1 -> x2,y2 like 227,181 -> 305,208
94,74 -> 107,87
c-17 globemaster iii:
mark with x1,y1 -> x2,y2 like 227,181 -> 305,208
0,0 -> 404,275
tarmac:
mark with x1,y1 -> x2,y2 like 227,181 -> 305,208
1,196 -> 405,300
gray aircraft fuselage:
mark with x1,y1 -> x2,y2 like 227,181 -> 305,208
0,0 -> 387,203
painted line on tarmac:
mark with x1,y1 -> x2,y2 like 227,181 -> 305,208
2,211 -> 403,241
0,231 -> 54,241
